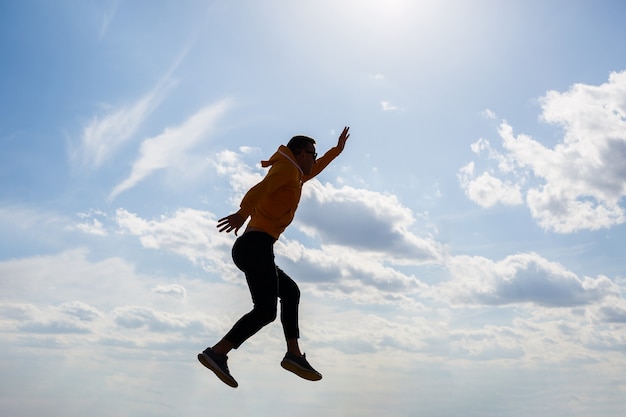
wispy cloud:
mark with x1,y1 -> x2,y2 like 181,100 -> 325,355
98,0 -> 119,39
72,80 -> 173,170
108,99 -> 232,200
71,46 -> 193,171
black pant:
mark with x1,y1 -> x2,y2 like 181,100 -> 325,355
224,232 -> 300,348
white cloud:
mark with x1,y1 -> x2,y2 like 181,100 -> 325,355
274,239 -> 428,310
152,284 -> 187,299
470,138 -> 490,154
115,207 -> 235,276
460,71 -> 626,233
112,305 -> 199,332
442,252 -> 618,307
0,248 -> 241,345
500,121 -> 626,233
115,208 -> 240,284
458,165 -> 523,208
68,218 -> 108,236
598,298 -> 626,323
381,100 -> 403,111
298,180 -> 443,264
108,99 -> 232,200
212,149 -> 263,200
58,301 -> 103,321
67,210 -> 109,236
482,108 -> 496,119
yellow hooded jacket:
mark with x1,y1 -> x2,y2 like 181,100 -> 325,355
235,144 -> 342,239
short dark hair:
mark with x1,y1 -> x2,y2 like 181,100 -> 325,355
287,135 -> 316,155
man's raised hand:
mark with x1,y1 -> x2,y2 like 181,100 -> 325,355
337,126 -> 350,151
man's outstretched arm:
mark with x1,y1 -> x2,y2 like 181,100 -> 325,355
304,126 -> 350,182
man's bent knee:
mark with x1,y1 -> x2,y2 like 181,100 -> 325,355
254,305 -> 277,325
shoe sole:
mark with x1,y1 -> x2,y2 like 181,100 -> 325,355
280,359 -> 322,381
197,353 -> 238,388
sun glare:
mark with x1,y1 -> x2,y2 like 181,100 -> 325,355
344,0 -> 417,31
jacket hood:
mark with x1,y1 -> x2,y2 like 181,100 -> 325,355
261,145 -> 303,175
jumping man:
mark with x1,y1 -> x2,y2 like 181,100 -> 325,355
198,126 -> 350,387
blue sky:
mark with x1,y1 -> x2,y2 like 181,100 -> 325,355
2,0 -> 626,416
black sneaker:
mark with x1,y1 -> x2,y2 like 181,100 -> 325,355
197,348 -> 238,388
280,352 -> 322,381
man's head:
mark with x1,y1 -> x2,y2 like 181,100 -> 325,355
287,135 -> 317,175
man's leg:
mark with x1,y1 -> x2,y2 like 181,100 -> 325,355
222,233 -> 279,348
277,266 -> 300,350
276,267 -> 322,381
199,232 -> 278,387
211,339 -> 234,356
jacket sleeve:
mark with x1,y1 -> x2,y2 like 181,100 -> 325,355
302,146 -> 342,183
236,162 -> 292,219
